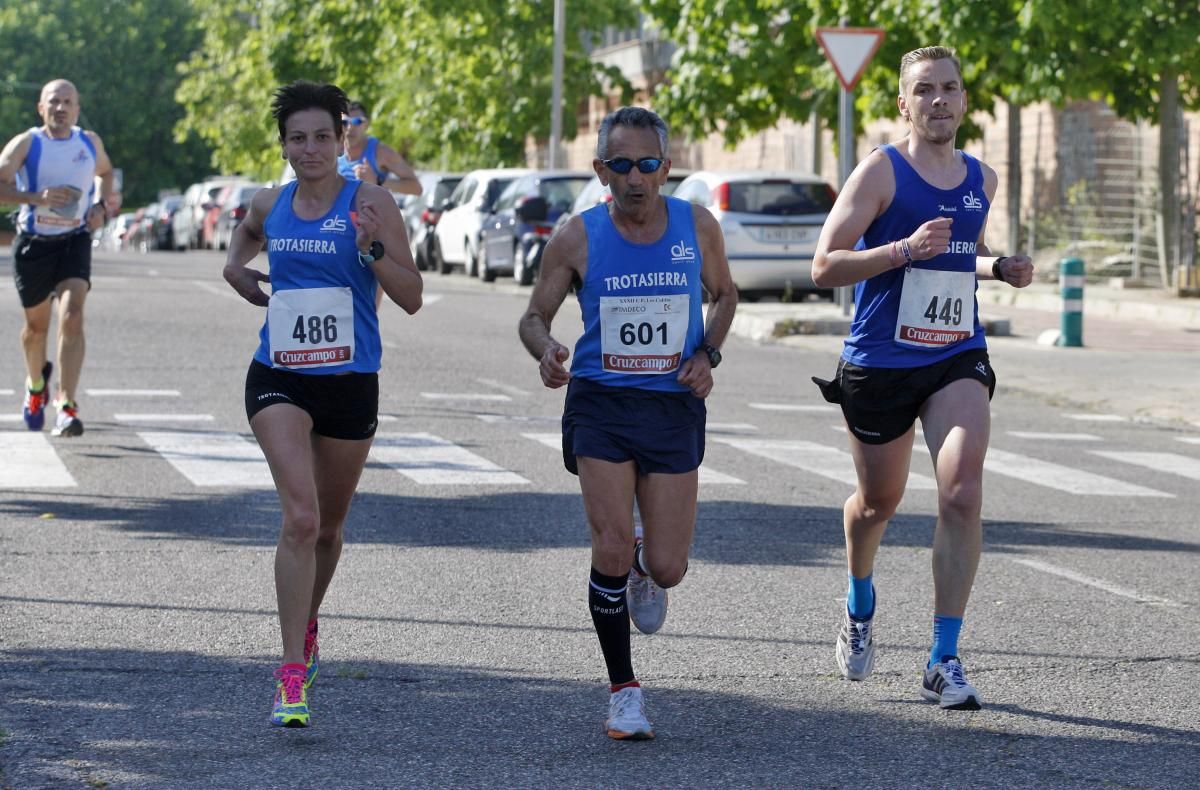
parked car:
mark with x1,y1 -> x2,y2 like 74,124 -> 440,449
479,170 -> 591,284
173,176 -> 247,250
153,195 -> 183,251
403,172 -> 463,271
433,167 -> 530,276
671,170 -> 836,299
555,168 -> 693,233
213,183 -> 262,251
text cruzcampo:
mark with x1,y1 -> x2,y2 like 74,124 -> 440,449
604,272 -> 689,291
268,238 -> 338,254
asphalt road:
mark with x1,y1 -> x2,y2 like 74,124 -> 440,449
0,248 -> 1197,788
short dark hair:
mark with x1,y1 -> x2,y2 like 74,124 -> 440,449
271,81 -> 349,141
899,46 -> 963,94
596,106 -> 669,160
347,100 -> 369,118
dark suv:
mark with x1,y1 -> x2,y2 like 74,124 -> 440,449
478,171 -> 591,284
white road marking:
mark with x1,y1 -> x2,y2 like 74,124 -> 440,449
1005,557 -> 1178,606
748,403 -> 838,413
984,448 -> 1171,497
0,432 -> 76,487
371,432 -> 528,485
1007,431 -> 1102,441
475,414 -> 558,425
421,393 -> 512,402
0,389 -> 14,396
707,422 -> 759,433
1063,413 -> 1127,422
0,415 -> 24,422
1174,436 -> 1200,445
137,431 -> 274,487
1091,451 -> 1200,481
715,438 -> 937,490
476,378 -> 531,398
115,414 -> 213,423
522,432 -> 744,484
87,389 -> 181,397
423,294 -> 443,305
377,414 -> 399,423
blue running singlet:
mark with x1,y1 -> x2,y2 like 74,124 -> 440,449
16,126 -> 97,236
337,137 -> 382,183
253,180 -> 382,374
571,197 -> 704,392
842,144 -> 989,368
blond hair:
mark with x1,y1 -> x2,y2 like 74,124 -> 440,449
898,46 -> 962,95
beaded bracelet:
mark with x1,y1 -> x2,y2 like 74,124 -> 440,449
900,237 -> 913,265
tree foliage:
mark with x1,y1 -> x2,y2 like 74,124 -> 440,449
176,0 -> 638,180
0,0 -> 211,206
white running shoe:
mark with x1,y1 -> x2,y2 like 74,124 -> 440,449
921,656 -> 983,710
627,565 -> 667,635
836,610 -> 876,681
606,686 -> 654,740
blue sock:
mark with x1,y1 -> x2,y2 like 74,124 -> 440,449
929,615 -> 963,668
846,573 -> 874,620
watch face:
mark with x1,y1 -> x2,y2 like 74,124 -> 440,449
707,347 -> 722,368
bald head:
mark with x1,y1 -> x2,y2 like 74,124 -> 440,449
38,79 -> 81,137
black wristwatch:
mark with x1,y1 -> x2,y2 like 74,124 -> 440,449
357,240 -> 385,266
703,343 -> 722,369
991,256 -> 1009,284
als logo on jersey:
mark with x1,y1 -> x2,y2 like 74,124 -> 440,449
320,216 -> 349,233
670,240 -> 696,263
963,191 -> 984,211
72,148 -> 90,164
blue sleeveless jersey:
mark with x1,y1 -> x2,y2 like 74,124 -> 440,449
254,180 -> 381,374
337,137 -> 381,182
571,197 -> 704,392
16,126 -> 97,236
842,144 -> 989,368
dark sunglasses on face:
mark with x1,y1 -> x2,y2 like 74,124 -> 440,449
342,117 -> 367,127
602,157 -> 664,175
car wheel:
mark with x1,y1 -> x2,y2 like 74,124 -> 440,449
466,240 -> 479,278
478,244 -> 496,282
414,243 -> 427,271
514,243 -> 533,286
434,238 -> 452,275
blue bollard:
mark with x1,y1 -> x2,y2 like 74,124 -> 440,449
1058,257 -> 1084,347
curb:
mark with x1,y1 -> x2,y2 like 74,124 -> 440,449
730,308 -> 1010,341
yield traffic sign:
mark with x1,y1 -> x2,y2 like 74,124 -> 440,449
815,27 -> 886,92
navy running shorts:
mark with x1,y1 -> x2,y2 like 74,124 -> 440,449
813,347 -> 996,445
245,360 -> 378,441
12,231 -> 92,308
561,376 -> 706,476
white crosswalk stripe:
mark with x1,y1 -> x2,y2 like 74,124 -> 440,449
521,432 -> 745,485
985,448 -> 1172,497
1174,436 -> 1200,445
715,437 -> 938,490
0,432 -> 76,488
1091,451 -> 1200,482
138,431 -> 274,488
1063,413 -> 1127,422
749,403 -> 838,413
371,432 -> 528,485
1007,431 -> 1102,441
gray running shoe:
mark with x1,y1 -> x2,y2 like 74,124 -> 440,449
836,610 -> 876,681
921,656 -> 983,710
51,401 -> 83,438
627,565 -> 667,635
606,686 -> 654,740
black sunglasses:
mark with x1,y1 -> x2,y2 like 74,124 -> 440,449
602,157 -> 664,175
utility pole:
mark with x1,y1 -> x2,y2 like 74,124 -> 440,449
548,0 -> 565,169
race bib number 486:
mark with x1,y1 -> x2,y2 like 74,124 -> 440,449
268,287 -> 355,368
894,268 -> 975,348
600,294 -> 689,375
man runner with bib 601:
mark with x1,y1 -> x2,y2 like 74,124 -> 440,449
519,106 -> 737,740
811,46 -> 1033,711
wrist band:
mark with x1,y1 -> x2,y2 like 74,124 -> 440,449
889,241 -> 899,267
992,257 -> 1009,284
900,238 -> 913,265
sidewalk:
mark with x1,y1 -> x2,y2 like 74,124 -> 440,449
728,281 -> 1200,429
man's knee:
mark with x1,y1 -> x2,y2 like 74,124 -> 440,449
850,489 -> 904,523
590,518 -> 634,562
645,554 -> 688,589
58,306 -> 85,338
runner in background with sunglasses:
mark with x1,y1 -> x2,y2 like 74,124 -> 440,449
519,106 -> 738,740
338,101 -> 420,197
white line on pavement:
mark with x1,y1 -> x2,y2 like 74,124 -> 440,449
1063,413 -> 1128,422
748,403 -> 838,413
476,378 -> 531,398
137,431 -> 274,488
0,432 -> 76,487
87,389 -> 181,397
475,414 -> 558,425
707,422 -> 759,433
1091,451 -> 1200,481
0,389 -> 13,396
421,393 -> 512,402
371,432 -> 528,485
1007,431 -> 1102,441
115,414 -> 214,423
1174,436 -> 1200,445
715,437 -> 937,490
1005,556 -> 1178,606
522,432 -> 744,484
985,448 -> 1172,497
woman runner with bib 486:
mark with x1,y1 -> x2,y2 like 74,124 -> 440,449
223,81 -> 422,728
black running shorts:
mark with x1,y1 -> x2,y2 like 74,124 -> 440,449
12,231 -> 92,308
244,360 -> 379,441
813,347 -> 996,445
562,376 -> 706,476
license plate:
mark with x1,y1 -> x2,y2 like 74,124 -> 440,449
755,225 -> 816,243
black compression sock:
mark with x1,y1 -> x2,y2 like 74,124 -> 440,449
589,567 -> 634,685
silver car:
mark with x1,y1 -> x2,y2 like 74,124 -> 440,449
672,170 -> 835,298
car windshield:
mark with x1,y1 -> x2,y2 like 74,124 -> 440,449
540,177 -> 591,211
729,181 -> 833,216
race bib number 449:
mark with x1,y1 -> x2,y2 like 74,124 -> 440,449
894,268 -> 975,348
600,294 -> 689,374
268,287 -> 355,368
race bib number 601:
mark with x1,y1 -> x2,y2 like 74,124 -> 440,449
600,294 -> 689,374
267,287 -> 355,368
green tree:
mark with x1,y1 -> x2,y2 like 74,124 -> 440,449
0,0 -> 211,207
176,0 -> 637,178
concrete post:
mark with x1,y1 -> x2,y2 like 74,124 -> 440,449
1058,257 -> 1084,347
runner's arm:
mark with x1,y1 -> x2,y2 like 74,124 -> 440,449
518,216 -> 585,388
376,143 -> 421,195
222,186 -> 276,306
0,133 -> 41,206
677,205 -> 737,397
84,131 -> 120,228
355,183 -> 423,313
812,150 -> 898,288
973,162 -> 1034,287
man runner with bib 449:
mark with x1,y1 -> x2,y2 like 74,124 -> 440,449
811,46 -> 1033,711
519,106 -> 737,740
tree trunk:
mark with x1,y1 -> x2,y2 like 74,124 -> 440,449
1007,100 -> 1022,255
1158,68 -> 1180,287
